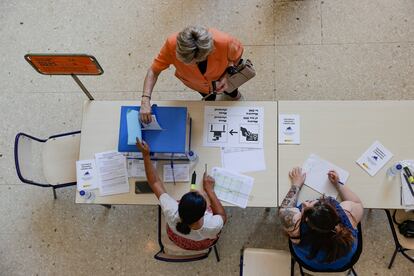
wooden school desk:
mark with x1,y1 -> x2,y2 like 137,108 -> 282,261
278,101 -> 414,209
76,100 -> 278,207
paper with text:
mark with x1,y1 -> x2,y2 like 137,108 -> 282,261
163,164 -> 190,182
203,106 -> 264,148
356,141 -> 393,176
76,159 -> 99,191
278,114 -> 300,144
127,159 -> 157,178
95,151 -> 130,196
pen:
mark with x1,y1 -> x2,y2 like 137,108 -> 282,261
338,181 -> 344,185
190,171 -> 196,190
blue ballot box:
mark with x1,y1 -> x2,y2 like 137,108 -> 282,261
118,105 -> 191,155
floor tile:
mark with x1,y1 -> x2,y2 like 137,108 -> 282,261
275,43 -> 408,100
274,0 -> 322,45
182,0 -> 275,46
0,232 -> 60,276
321,0 -> 414,44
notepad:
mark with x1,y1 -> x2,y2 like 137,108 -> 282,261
303,154 -> 349,198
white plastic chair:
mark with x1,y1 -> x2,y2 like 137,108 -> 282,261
14,131 -> 80,199
240,248 -> 292,276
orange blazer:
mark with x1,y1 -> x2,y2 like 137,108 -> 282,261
151,28 -> 243,94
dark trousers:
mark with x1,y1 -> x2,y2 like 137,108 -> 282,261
199,89 -> 239,101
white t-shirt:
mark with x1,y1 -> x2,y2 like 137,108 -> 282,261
159,193 -> 224,241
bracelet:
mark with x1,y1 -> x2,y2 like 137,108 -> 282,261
141,95 -> 151,99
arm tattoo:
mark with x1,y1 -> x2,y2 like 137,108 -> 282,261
281,185 -> 300,208
279,185 -> 300,230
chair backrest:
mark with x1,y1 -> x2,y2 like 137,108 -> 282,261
289,223 -> 363,273
42,132 -> 80,186
241,248 -> 291,276
14,133 -> 49,187
154,205 -> 213,262
14,131 -> 80,188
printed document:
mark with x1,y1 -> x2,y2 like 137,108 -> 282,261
221,147 -> 266,173
76,159 -> 99,191
163,164 -> 190,182
211,167 -> 254,208
356,141 -> 393,176
203,106 -> 264,148
278,114 -> 300,144
127,159 -> 156,178
95,151 -> 130,196
303,154 -> 349,198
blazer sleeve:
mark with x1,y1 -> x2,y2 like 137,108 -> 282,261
151,37 -> 175,73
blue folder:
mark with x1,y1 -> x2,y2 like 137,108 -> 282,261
118,106 -> 188,153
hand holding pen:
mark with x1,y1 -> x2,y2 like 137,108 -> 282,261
328,170 -> 344,186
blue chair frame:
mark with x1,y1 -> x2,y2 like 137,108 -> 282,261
289,223 -> 362,276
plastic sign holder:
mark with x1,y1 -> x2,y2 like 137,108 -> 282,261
25,54 -> 104,100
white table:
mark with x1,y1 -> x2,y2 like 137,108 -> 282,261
278,101 -> 413,209
77,100 -> 278,207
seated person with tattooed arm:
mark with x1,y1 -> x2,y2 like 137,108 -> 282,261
278,167 -> 364,270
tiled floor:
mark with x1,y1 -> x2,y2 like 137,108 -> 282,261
1,0 -> 413,275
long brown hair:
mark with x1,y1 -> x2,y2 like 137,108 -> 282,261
300,198 -> 354,263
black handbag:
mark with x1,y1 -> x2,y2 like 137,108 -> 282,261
393,210 -> 414,238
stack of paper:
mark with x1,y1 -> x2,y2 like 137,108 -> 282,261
211,167 -> 254,208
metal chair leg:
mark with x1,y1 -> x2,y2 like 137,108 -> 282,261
290,258 -> 295,276
388,247 -> 398,269
351,267 -> 357,276
52,187 -> 57,199
213,245 -> 220,262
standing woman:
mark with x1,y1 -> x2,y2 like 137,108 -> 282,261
140,25 -> 244,123
136,139 -> 227,250
279,167 -> 364,270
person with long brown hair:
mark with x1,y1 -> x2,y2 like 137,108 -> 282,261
279,167 -> 364,269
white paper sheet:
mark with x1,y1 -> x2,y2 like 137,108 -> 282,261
211,167 -> 254,208
95,151 -> 130,196
203,106 -> 264,148
126,109 -> 142,145
221,147 -> 266,173
141,115 -> 162,130
76,159 -> 99,191
278,114 -> 300,144
303,154 -> 349,198
163,164 -> 190,182
127,159 -> 157,178
356,141 -> 393,176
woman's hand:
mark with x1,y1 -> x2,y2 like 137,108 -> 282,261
203,172 -> 215,193
136,138 -> 150,157
289,167 -> 306,188
139,99 -> 152,124
328,170 -> 340,186
215,76 -> 229,93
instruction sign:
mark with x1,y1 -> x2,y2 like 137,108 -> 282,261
203,106 -> 264,148
25,54 -> 103,75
